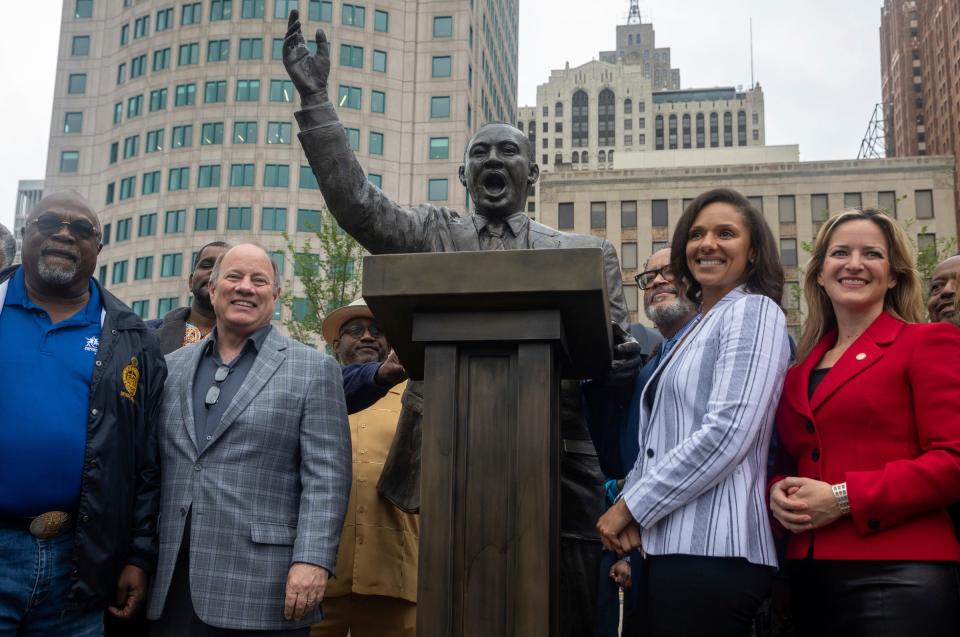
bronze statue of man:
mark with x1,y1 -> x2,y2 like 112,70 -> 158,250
0,222 -> 15,269
283,11 -> 642,635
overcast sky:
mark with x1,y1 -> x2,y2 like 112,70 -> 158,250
0,0 -> 883,230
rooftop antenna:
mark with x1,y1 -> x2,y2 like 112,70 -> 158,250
627,0 -> 641,24
749,18 -> 755,87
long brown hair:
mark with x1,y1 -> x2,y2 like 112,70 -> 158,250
796,207 -> 925,361
670,188 -> 784,305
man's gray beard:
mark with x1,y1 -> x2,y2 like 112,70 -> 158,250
36,255 -> 78,286
645,295 -> 697,328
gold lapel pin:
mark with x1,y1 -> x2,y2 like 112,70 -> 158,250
855,353 -> 867,361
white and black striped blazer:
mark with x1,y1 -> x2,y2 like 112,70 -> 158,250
622,286 -> 790,567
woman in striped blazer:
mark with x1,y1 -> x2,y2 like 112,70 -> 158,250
593,188 -> 791,636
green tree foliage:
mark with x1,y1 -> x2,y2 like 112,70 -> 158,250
280,209 -> 365,347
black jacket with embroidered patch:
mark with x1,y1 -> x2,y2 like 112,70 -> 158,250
0,266 -> 167,611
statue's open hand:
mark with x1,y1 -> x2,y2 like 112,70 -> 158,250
283,9 -> 330,106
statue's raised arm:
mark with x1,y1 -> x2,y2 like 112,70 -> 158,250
282,10 -> 330,109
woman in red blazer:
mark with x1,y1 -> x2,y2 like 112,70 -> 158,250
769,207 -> 960,636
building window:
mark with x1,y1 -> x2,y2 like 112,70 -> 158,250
134,256 -> 153,281
234,121 -> 258,143
371,90 -> 385,113
433,15 -> 452,37
60,151 -> 80,173
120,24 -> 129,46
737,110 -> 747,146
178,42 -> 199,65
210,0 -> 232,20
654,115 -> 664,150
149,88 -> 167,112
117,62 -> 126,85
64,112 -> 83,134
242,0 -> 265,18
264,164 -> 289,187
878,191 -> 897,217
227,207 -> 253,229
172,124 -> 193,148
109,142 -> 118,164
915,189 -> 934,218
130,54 -> 146,78
236,79 -> 261,101
111,261 -> 128,285
341,3 -> 364,26
200,122 -> 224,145
917,232 -> 937,255
274,0 -> 298,19
204,80 -> 227,103
780,238 -> 798,267
239,37 -> 262,59
67,73 -> 86,94
558,202 -> 574,229
105,184 -> 115,206
345,127 -> 360,150
621,242 -> 638,269
262,207 -> 287,231
374,8 -> 388,31
668,114 -> 677,150
429,137 -> 449,160
269,79 -> 294,102
266,121 -> 292,144
297,208 -> 322,232
571,90 -> 589,147
157,297 -> 179,317
132,301 -> 150,320
723,111 -> 733,147
230,164 -> 255,186
174,83 -> 196,106
369,173 -> 382,188
138,213 -> 157,237
156,7 -> 173,30
651,200 -> 668,227
153,47 -> 170,71
161,253 -> 184,278
810,194 -> 829,222
71,35 -> 90,56
168,167 -> 189,191
299,166 -> 319,189
428,178 -> 448,201
843,192 -> 862,209
369,131 -> 384,155
134,15 -> 150,38
141,171 -> 160,194
197,164 -> 221,188
127,95 -> 142,118
621,201 -> 637,228
165,209 -> 185,233
432,55 -> 452,77
339,44 -> 364,68
119,177 -> 136,201
622,98 -> 631,115
75,0 -> 93,18
337,85 -> 362,109
207,38 -> 230,61
181,2 -> 202,24
145,129 -> 163,153
590,202 -> 606,229
778,195 -> 796,223
195,208 -> 218,231
431,96 -> 451,118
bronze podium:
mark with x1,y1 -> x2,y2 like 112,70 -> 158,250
362,248 -> 613,637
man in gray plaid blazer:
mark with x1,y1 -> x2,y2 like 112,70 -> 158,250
147,244 -> 351,636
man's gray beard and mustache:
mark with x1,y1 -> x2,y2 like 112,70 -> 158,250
35,241 -> 80,286
644,288 -> 697,326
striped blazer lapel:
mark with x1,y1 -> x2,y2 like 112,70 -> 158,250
202,329 -> 287,451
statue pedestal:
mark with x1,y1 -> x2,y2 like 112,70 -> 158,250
363,249 -> 612,637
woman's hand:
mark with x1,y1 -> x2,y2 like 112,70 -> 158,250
770,477 -> 844,533
597,499 -> 642,554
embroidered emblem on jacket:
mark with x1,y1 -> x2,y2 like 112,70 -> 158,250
120,357 -> 140,401
84,336 -> 99,353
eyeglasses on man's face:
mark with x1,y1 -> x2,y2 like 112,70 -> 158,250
28,213 -> 100,241
340,322 -> 383,339
635,265 -> 676,290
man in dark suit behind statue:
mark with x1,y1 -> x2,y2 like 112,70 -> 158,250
283,12 -> 641,634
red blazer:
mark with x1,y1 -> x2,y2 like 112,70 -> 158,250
774,312 -> 960,562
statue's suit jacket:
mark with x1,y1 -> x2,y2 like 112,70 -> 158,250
146,328 -> 352,631
295,102 -> 629,539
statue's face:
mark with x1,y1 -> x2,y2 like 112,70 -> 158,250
460,124 -> 538,218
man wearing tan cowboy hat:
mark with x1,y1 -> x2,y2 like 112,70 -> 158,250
312,298 -> 415,637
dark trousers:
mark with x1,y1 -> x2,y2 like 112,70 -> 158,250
559,538 -> 600,637
627,554 -> 774,637
790,559 -> 960,637
596,549 -> 641,637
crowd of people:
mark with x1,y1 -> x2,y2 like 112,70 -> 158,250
1,10 -> 960,637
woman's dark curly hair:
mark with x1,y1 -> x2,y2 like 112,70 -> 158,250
669,188 -> 784,305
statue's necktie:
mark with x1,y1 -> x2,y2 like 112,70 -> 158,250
482,222 -> 507,251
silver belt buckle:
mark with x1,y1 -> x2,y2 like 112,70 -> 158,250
29,511 -> 72,539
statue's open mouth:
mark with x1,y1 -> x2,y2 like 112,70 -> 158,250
482,172 -> 507,196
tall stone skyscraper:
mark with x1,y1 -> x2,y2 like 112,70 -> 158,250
44,0 -> 518,319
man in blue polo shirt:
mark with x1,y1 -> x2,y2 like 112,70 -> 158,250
0,191 -> 166,635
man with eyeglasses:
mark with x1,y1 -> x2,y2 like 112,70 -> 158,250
148,243 -> 350,637
309,299 -> 416,637
0,192 -> 166,635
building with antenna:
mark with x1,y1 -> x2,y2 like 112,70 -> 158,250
598,0 -> 679,90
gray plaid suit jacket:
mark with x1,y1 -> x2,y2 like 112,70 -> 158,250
146,328 -> 351,630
